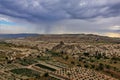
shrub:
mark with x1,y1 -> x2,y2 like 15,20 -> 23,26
84,64 -> 89,68
83,52 -> 89,57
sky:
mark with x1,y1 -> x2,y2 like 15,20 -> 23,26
0,0 -> 120,37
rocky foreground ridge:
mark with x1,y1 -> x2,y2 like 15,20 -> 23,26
52,41 -> 120,58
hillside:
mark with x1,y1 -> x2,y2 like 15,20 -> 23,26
0,34 -> 120,80
26,34 -> 120,43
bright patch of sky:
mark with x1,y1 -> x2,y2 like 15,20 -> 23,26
0,20 -> 16,26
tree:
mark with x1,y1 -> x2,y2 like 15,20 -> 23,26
95,53 -> 102,59
67,72 -> 71,78
77,64 -> 81,67
64,55 -> 69,60
44,72 -> 49,77
105,64 -> 111,69
71,61 -> 75,65
83,52 -> 89,57
84,64 -> 89,68
91,64 -> 95,69
45,48 -> 49,52
98,63 -> 104,70
60,41 -> 64,45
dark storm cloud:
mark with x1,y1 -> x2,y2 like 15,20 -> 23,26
0,0 -> 120,23
0,0 -> 120,37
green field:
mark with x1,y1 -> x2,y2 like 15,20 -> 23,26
11,68 -> 40,78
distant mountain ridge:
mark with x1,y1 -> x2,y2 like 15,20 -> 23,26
0,34 -> 120,43
0,33 -> 39,39
26,34 -> 120,44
